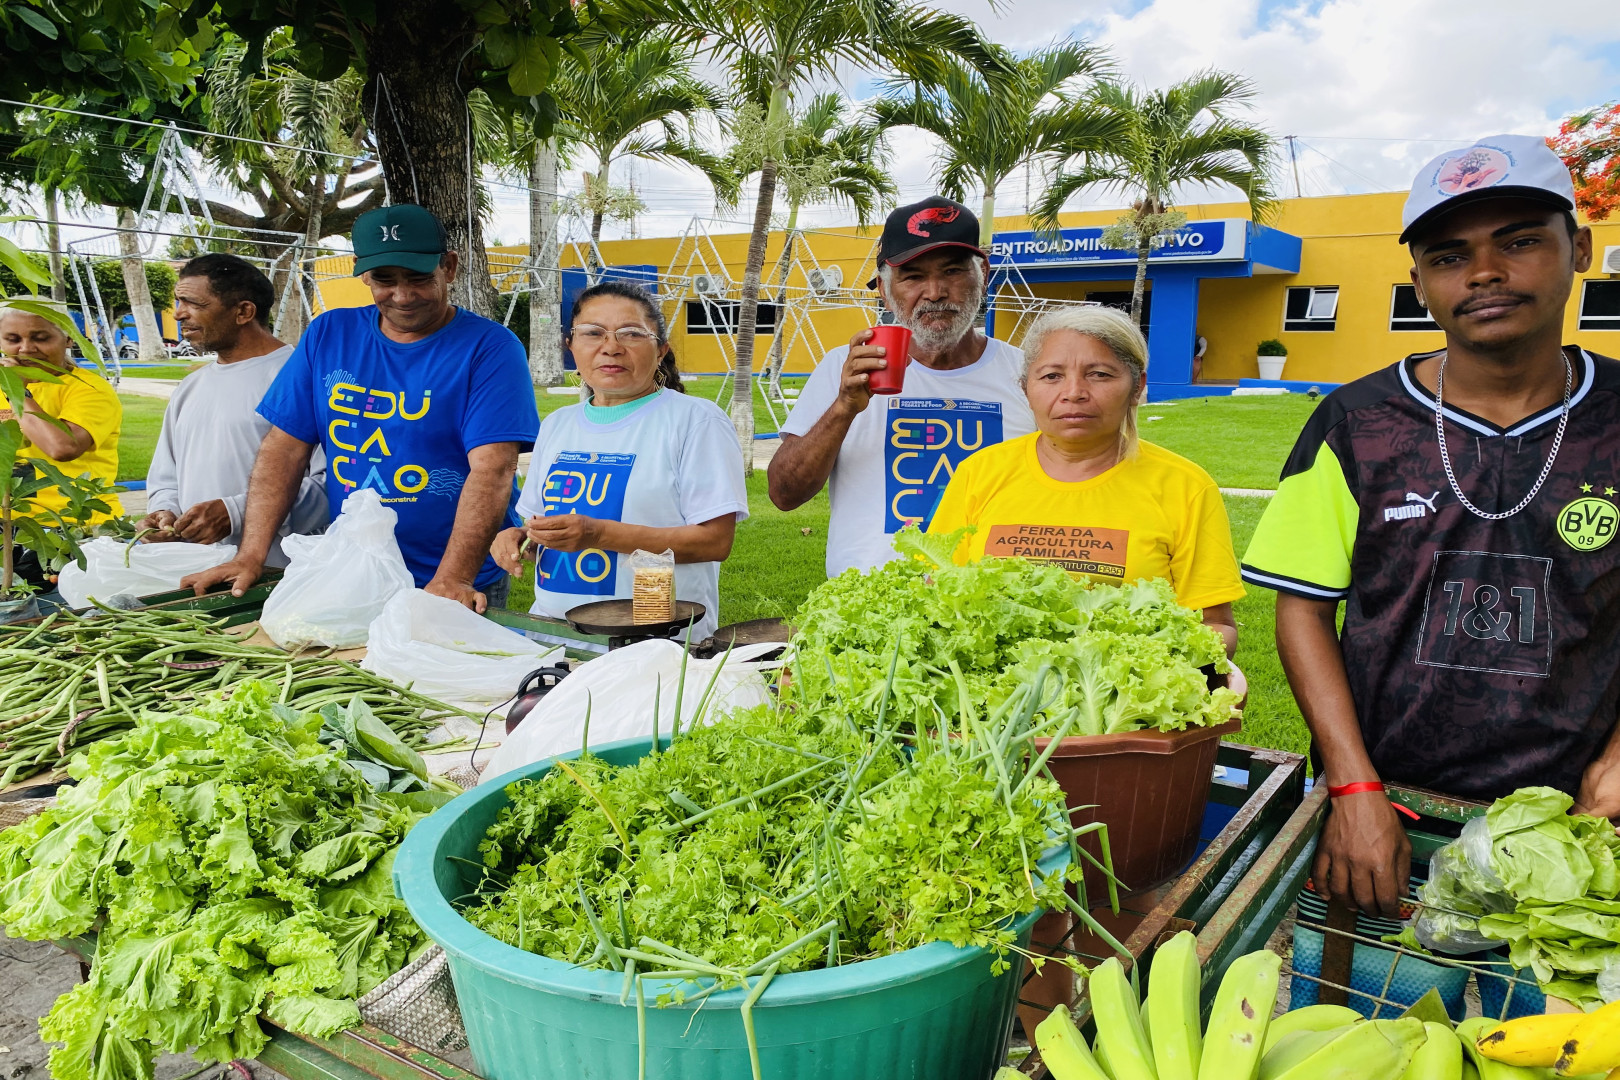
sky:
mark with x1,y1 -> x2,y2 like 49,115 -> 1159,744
490,0 -> 1620,247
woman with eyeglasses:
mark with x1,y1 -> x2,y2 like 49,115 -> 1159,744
491,281 -> 748,641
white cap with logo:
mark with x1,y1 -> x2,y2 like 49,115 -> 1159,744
1400,134 -> 1576,244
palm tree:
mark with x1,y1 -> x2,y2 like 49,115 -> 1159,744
870,40 -> 1116,249
553,28 -> 730,253
727,93 -> 896,387
205,31 -> 380,339
1034,70 -> 1277,329
631,0 -> 1003,457
488,110 -> 572,387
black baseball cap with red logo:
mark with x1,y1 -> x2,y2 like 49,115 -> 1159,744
867,196 -> 988,288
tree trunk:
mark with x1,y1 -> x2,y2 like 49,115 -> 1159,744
764,207 -> 798,392
587,161 -> 609,282
45,188 -> 64,303
731,158 -> 779,474
529,138 -> 566,387
979,189 -> 996,250
116,208 -> 165,364
361,10 -> 496,318
276,172 -> 325,344
1130,223 -> 1152,330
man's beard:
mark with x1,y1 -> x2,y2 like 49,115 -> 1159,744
900,288 -> 983,353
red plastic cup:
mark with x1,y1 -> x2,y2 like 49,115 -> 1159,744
866,325 -> 912,395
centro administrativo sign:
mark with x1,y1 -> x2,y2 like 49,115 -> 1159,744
989,219 -> 1249,266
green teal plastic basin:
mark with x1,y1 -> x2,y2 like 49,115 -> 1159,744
395,735 -> 1068,1080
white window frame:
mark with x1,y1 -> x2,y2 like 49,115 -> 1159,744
1579,280 -> 1620,332
1389,284 -> 1441,332
1284,286 -> 1339,332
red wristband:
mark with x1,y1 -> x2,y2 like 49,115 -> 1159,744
1327,780 -> 1421,820
1327,781 -> 1385,798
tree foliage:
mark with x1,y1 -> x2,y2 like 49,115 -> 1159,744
871,40 -> 1114,246
552,26 -> 730,244
1034,69 -> 1277,327
0,251 -> 175,318
198,30 -> 383,242
1551,101 -> 1620,221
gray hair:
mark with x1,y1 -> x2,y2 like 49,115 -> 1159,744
1020,304 -> 1149,458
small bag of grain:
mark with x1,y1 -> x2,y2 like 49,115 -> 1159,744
630,548 -> 676,623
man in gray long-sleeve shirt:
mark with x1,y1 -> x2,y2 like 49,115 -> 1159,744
138,254 -> 326,566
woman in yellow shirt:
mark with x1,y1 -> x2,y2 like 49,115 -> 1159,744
0,306 -> 124,527
929,305 -> 1242,655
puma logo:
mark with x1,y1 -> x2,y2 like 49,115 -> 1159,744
1385,492 -> 1440,522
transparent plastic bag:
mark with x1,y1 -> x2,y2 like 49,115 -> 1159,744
260,489 -> 414,649
57,537 -> 238,609
1599,952 -> 1620,1005
630,547 -> 675,623
1412,816 -> 1518,955
361,590 -> 562,704
479,639 -> 782,783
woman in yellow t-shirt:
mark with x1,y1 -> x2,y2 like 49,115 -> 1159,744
0,306 -> 123,527
929,305 -> 1242,655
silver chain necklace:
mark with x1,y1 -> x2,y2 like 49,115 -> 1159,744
1434,349 -> 1573,521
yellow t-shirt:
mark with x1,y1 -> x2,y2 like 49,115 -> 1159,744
16,367 -> 123,523
928,433 -> 1244,611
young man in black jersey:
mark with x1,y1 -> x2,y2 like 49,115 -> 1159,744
1243,135 -> 1615,917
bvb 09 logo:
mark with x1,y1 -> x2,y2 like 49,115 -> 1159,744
1558,497 -> 1619,551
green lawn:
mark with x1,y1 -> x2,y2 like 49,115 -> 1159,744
1138,394 -> 1321,490
116,393 -> 168,481
117,364 -> 207,381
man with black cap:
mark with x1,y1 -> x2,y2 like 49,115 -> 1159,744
769,196 -> 1035,576
184,204 -> 540,611
1242,135 -> 1619,917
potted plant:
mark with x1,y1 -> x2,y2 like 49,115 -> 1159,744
0,229 -> 120,622
1257,339 -> 1288,381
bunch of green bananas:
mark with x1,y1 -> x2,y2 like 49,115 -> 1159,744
1027,936 -> 1620,1080
1470,1000 -> 1620,1078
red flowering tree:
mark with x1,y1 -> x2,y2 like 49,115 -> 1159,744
1550,102 -> 1620,221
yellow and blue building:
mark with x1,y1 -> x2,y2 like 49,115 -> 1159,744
313,191 -> 1620,398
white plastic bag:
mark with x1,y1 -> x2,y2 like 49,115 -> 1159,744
58,537 -> 238,609
361,590 -> 563,704
480,639 -> 782,783
260,489 -> 414,650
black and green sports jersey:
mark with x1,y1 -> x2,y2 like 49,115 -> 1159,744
1243,348 -> 1620,800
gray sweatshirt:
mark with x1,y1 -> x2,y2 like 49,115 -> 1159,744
145,345 -> 328,567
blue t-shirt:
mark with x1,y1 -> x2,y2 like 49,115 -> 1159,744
258,306 -> 539,589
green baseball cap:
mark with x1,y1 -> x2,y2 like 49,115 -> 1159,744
352,204 -> 448,276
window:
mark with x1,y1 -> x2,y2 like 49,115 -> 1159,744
1389,284 -> 1440,332
1580,280 -> 1620,331
686,300 -> 780,335
1284,286 -> 1339,332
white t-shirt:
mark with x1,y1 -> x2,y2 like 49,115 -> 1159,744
781,336 -> 1035,577
515,389 -> 749,641
145,345 -> 328,567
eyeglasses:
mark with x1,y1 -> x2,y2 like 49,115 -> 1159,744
570,323 -> 658,346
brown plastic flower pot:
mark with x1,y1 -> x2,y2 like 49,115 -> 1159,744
1034,667 -> 1247,899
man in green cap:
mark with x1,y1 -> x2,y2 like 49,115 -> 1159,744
185,204 -> 541,611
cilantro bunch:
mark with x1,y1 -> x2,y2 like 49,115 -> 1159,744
0,681 -> 432,1080
787,527 -> 1236,734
